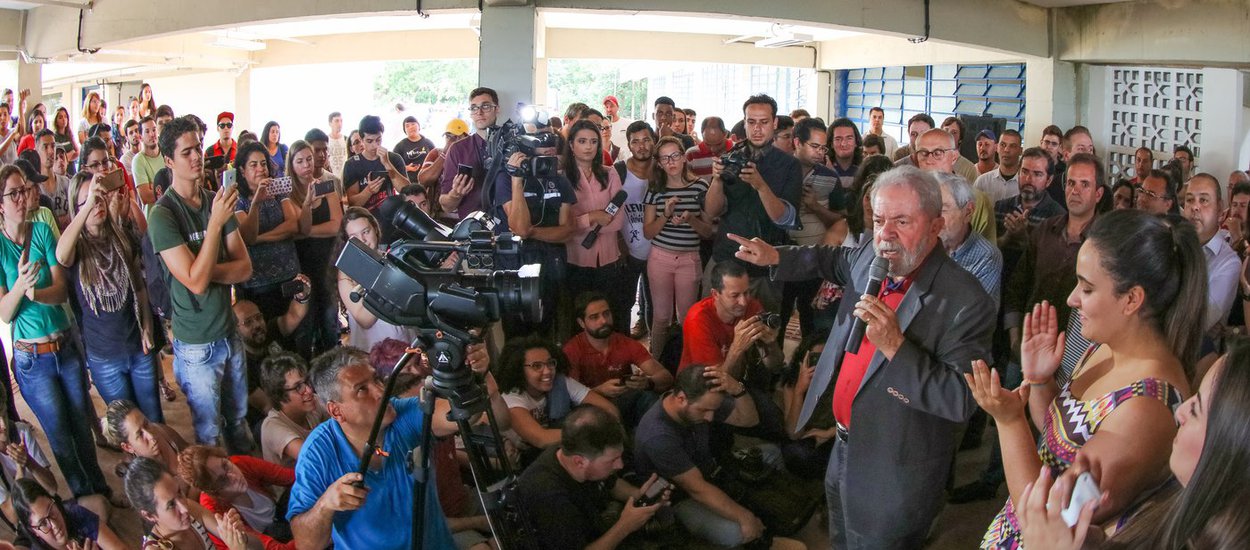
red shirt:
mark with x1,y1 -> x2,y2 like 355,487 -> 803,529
834,277 -> 912,428
678,296 -> 763,370
207,139 -> 238,164
199,455 -> 296,550
564,332 -> 654,389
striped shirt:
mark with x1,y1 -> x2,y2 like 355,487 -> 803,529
644,179 -> 709,252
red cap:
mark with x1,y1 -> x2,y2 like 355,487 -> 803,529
217,111 -> 234,123
603,96 -> 619,106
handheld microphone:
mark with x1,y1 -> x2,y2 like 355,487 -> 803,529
581,189 -> 629,249
845,255 -> 891,354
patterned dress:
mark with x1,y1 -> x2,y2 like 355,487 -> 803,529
980,365 -> 1183,549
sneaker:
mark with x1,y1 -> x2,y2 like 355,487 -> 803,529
948,480 -> 1000,504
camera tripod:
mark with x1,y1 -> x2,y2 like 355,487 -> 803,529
354,320 -> 535,550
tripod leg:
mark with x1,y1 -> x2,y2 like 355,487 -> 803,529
410,387 -> 438,550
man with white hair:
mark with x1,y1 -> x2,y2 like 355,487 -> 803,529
936,172 -> 1003,306
730,166 -> 993,549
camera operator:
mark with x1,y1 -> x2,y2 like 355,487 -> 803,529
288,344 -> 491,549
703,94 -> 804,312
491,129 -> 575,339
517,406 -> 670,550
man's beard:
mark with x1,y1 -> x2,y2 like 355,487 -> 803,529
588,325 -> 613,339
877,236 -> 932,277
1019,185 -> 1040,202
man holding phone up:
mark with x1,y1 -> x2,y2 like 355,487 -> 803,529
342,115 -> 405,218
147,117 -> 255,453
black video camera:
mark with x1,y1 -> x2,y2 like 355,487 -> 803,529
503,132 -> 560,179
719,146 -> 751,185
335,200 -> 543,330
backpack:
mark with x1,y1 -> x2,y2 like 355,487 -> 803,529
141,188 -> 211,319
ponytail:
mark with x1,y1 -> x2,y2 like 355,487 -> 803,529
1086,209 -> 1207,378
1163,220 -> 1208,375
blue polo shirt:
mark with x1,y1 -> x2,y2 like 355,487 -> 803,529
287,397 -> 454,549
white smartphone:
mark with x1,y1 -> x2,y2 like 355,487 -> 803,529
220,169 -> 237,191
1061,472 -> 1102,527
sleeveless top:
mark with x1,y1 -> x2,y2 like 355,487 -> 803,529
980,348 -> 1184,549
141,516 -> 215,549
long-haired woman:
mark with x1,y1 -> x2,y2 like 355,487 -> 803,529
51,106 -> 78,167
0,165 -> 110,501
971,208 -> 1206,548
233,141 -> 301,320
77,91 -> 103,146
561,119 -> 629,338
641,136 -> 712,355
58,146 -> 163,425
137,84 -> 156,120
260,121 -> 288,178
334,207 -> 417,351
288,140 -> 342,356
1016,338 -> 1250,549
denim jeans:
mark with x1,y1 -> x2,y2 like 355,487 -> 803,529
85,349 -> 164,423
13,346 -> 109,497
172,335 -> 253,454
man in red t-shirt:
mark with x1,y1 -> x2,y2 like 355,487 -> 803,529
678,261 -> 781,379
565,292 -> 673,427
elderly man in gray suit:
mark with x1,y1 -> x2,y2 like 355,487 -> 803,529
729,165 -> 994,549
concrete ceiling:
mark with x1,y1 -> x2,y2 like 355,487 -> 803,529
1018,0 -> 1133,7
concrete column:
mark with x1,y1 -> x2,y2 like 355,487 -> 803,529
234,67 -> 251,133
814,70 -> 834,122
478,4 -> 538,121
1199,68 -> 1243,181
1023,57 -> 1076,145
16,58 -> 41,104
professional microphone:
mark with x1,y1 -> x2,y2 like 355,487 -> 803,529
581,189 -> 629,249
845,255 -> 891,355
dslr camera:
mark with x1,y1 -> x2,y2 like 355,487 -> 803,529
719,146 -> 752,185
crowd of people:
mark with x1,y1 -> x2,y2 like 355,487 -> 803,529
0,79 -> 1246,550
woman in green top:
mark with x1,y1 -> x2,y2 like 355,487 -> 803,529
0,164 -> 110,499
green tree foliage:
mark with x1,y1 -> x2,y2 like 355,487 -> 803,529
374,59 -> 479,106
546,60 -> 648,119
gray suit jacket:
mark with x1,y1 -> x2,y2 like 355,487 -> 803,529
773,240 -> 994,541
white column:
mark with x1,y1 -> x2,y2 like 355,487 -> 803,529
478,4 -> 538,120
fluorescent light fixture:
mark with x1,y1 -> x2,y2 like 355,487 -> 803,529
208,37 -> 267,51
755,32 -> 814,48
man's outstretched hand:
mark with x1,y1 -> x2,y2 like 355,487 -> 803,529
727,233 -> 780,267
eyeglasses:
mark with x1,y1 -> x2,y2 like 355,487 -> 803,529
2,186 -> 32,202
284,378 -> 312,394
657,152 -> 684,165
524,358 -> 558,371
1137,187 -> 1166,201
30,500 -> 55,534
600,125 -> 612,132
467,103 -> 497,114
83,157 -> 117,172
805,142 -> 830,154
218,122 -> 233,129
914,148 -> 951,161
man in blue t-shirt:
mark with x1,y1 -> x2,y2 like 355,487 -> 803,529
288,346 -> 484,549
